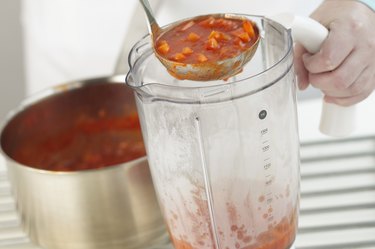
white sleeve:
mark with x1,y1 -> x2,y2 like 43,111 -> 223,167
21,0 -> 141,94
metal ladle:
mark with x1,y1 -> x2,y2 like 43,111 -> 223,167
139,0 -> 260,81
137,2 -> 356,136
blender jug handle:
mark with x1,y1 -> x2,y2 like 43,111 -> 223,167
269,14 -> 356,137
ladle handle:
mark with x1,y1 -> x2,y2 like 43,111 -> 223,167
139,0 -> 160,36
292,16 -> 356,137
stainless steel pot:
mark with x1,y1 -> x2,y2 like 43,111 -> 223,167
0,75 -> 168,249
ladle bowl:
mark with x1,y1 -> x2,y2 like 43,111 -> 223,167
139,0 -> 260,81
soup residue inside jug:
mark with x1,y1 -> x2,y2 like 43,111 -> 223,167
156,16 -> 258,64
11,111 -> 145,171
169,211 -> 297,249
163,182 -> 297,249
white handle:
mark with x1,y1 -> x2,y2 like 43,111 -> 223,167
292,16 -> 356,137
268,14 -> 356,137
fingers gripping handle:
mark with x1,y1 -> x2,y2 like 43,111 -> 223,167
293,17 -> 355,137
291,16 -> 356,137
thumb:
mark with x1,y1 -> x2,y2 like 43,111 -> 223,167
294,43 -> 309,90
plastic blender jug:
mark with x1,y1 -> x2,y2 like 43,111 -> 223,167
126,15 -> 299,249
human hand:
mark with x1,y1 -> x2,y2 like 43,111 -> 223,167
294,0 -> 375,106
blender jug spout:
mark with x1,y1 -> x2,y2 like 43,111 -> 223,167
125,71 -> 152,100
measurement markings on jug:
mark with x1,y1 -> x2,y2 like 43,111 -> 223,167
262,145 -> 270,152
266,193 -> 273,204
264,162 -> 271,170
265,175 -> 274,186
259,114 -> 275,225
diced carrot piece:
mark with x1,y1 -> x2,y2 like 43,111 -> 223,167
232,28 -> 251,42
215,18 -> 236,29
220,33 -> 232,41
223,20 -> 236,29
215,18 -> 225,24
187,32 -> 200,42
209,31 -> 231,41
206,38 -> 220,50
209,30 -> 220,40
171,53 -> 186,62
243,20 -> 256,38
214,18 -> 226,28
159,40 -> 168,45
198,17 -> 215,27
180,21 -> 195,31
220,47 -> 237,58
182,47 -> 193,55
219,33 -> 231,41
238,32 -> 250,42
157,42 -> 170,54
197,53 -> 208,62
233,37 -> 245,47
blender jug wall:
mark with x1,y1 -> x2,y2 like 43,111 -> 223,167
127,16 -> 300,249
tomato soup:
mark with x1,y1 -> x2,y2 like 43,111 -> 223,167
155,16 -> 258,64
10,111 -> 145,172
